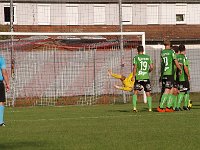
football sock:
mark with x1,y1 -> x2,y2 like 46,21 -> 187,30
177,93 -> 184,108
0,105 -> 5,124
160,94 -> 168,108
147,96 -> 152,110
184,93 -> 190,107
173,95 -> 177,109
132,94 -> 137,109
167,94 -> 173,108
159,91 -> 164,103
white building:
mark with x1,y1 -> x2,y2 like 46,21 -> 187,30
0,0 -> 200,25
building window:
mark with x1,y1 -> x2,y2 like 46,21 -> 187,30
4,6 -> 17,24
122,5 -> 132,25
94,4 -> 105,25
147,4 -> 159,24
66,5 -> 78,25
38,4 -> 50,25
176,4 -> 187,24
176,14 -> 185,22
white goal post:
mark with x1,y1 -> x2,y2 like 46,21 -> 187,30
0,31 -> 147,105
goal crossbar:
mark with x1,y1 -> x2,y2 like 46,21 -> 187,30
0,31 -> 145,36
0,31 -> 146,53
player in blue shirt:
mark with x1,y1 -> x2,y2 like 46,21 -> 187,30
0,56 -> 10,126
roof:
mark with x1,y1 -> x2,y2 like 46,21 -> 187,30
1,0 -> 200,4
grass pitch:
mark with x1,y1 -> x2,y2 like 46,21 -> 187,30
1,101 -> 200,150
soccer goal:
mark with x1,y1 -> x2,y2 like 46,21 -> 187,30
0,31 -> 147,106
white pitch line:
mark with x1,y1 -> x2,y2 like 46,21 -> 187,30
6,112 -> 187,123
9,114 -> 142,122
7,110 -> 195,123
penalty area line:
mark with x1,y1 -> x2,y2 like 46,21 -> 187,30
9,114 -> 142,122
7,111 -> 194,123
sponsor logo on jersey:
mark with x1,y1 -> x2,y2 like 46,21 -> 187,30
138,57 -> 149,61
138,71 -> 147,76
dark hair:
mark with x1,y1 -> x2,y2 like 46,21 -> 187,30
164,40 -> 171,46
172,46 -> 179,53
179,44 -> 186,52
137,45 -> 144,53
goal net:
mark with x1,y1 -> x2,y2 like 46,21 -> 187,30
0,31 -> 149,106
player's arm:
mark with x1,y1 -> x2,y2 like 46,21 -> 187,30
0,57 -> 10,92
179,63 -> 183,67
149,64 -> 153,72
159,58 -> 164,82
149,57 -> 153,72
132,64 -> 137,81
132,57 -> 137,81
184,65 -> 190,80
183,58 -> 190,80
173,52 -> 182,74
174,59 -> 182,75
108,69 -> 122,79
2,69 -> 10,92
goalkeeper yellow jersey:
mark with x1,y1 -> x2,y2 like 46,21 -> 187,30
111,72 -> 134,91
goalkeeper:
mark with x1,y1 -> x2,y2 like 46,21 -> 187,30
108,69 -> 134,92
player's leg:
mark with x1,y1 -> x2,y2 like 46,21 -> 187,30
146,92 -> 152,112
159,87 -> 165,103
173,94 -> 179,111
121,87 -> 132,92
166,87 -> 177,112
177,81 -> 185,111
132,80 -> 142,112
159,77 -> 165,103
177,92 -> 184,110
165,90 -> 175,112
108,69 -> 128,91
172,81 -> 179,110
0,102 -> 5,126
132,90 -> 138,112
159,89 -> 169,106
157,88 -> 169,112
114,85 -> 122,90
157,78 -> 165,111
0,82 -> 6,126
187,82 -> 192,110
114,85 -> 132,92
183,81 -> 190,110
173,91 -> 179,111
161,76 -> 174,112
158,76 -> 173,112
166,88 -> 174,108
183,91 -> 190,110
144,80 -> 152,112
164,88 -> 174,112
188,99 -> 192,110
157,77 -> 169,112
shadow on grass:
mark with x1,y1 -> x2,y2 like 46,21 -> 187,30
108,109 -> 131,113
138,108 -> 155,112
190,107 -> 200,109
109,108 -> 156,113
0,141 -> 48,150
